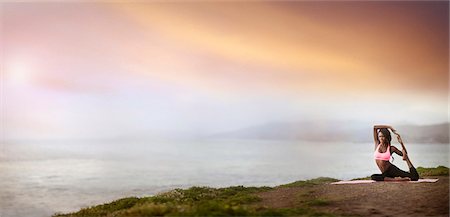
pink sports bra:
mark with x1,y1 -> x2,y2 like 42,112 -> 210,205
374,144 -> 391,161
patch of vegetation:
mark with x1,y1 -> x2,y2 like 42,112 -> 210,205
53,182 -> 344,217
279,177 -> 339,188
417,166 -> 449,176
53,185 -> 274,217
351,176 -> 371,180
53,197 -> 140,217
53,197 -> 341,217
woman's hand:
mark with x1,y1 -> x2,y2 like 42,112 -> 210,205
389,127 -> 401,136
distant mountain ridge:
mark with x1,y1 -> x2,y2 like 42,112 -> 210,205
211,121 -> 449,144
395,123 -> 449,144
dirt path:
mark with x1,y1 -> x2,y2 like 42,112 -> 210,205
256,176 -> 449,217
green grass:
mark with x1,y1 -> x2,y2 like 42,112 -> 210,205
351,176 -> 371,180
53,197 -> 141,217
53,178 -> 340,217
53,193 -> 338,217
53,185 -> 273,217
278,177 -> 339,188
417,166 -> 449,176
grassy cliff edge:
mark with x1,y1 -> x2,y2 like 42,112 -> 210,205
53,166 -> 449,217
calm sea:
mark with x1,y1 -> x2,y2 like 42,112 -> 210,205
0,139 -> 448,217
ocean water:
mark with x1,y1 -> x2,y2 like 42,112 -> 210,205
0,139 -> 448,217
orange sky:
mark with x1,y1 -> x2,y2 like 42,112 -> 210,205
109,1 -> 448,97
2,1 -> 448,139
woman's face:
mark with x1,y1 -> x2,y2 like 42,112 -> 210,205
378,132 -> 386,144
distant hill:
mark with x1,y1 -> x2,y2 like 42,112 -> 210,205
211,121 -> 449,144
395,123 -> 449,144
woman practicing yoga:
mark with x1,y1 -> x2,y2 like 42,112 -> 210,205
371,125 -> 420,181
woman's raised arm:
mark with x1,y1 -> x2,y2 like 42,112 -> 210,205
374,124 -> 393,130
374,125 -> 397,134
373,126 -> 379,148
396,133 -> 408,156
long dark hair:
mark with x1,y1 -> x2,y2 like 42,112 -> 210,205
378,128 -> 394,162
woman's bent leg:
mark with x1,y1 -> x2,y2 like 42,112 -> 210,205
385,164 -> 418,180
404,154 -> 420,181
371,174 -> 385,181
409,166 -> 420,181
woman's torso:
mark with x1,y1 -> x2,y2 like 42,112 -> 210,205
375,144 -> 392,173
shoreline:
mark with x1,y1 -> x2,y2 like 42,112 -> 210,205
54,166 -> 449,217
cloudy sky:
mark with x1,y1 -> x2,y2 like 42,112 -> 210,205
1,1 -> 448,140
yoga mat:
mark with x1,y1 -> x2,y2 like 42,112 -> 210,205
330,179 -> 439,185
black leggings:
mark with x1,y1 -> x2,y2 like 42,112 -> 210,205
371,164 -> 420,181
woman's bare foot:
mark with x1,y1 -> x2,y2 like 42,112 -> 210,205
384,177 -> 411,181
395,177 -> 411,181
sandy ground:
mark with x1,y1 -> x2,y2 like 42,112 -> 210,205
257,176 -> 449,217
